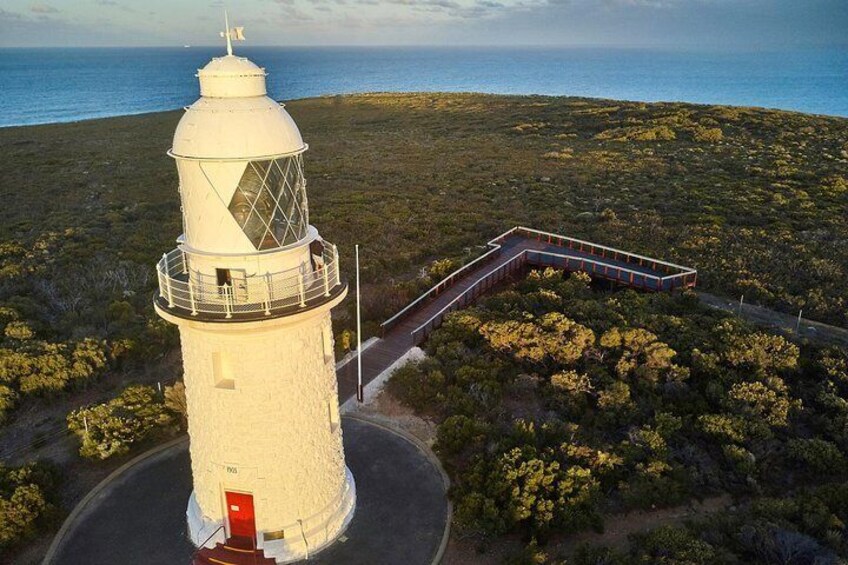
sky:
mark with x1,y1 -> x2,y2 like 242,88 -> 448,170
0,0 -> 846,48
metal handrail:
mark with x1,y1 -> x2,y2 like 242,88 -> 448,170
388,225 -> 698,338
192,523 -> 224,553
411,252 -> 526,344
410,247 -> 697,344
513,226 -> 696,274
156,243 -> 342,318
380,244 -> 503,331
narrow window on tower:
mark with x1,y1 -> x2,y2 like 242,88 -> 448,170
328,398 -> 340,433
321,324 -> 334,365
212,351 -> 235,389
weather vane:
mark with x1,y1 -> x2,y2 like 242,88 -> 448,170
220,10 -> 245,56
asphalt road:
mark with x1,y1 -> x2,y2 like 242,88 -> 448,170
51,418 -> 447,565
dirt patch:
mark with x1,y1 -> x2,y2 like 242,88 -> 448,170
345,386 -> 437,446
442,495 -> 733,563
560,494 -> 733,555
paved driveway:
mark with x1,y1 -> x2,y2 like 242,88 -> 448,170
52,418 -> 448,565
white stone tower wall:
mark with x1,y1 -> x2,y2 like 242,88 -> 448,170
174,299 -> 354,559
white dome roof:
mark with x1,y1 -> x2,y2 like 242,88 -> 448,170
197,55 -> 266,98
171,55 -> 307,161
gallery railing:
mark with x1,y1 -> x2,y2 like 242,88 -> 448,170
156,244 -> 342,319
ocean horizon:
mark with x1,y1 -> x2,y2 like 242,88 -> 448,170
1,45 -> 846,128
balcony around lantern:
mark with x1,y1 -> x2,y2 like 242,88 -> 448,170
154,244 -> 345,322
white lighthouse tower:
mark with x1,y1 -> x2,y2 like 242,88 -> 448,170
154,22 -> 355,563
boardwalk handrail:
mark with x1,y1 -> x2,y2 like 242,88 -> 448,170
410,251 -> 526,345
380,243 -> 504,332
525,250 -> 663,286
410,247 -> 697,344
512,226 -> 697,276
387,225 -> 697,338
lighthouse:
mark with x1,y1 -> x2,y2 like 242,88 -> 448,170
153,22 -> 355,563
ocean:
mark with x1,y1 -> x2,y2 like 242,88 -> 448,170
0,46 -> 846,127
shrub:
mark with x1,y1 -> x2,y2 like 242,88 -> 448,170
550,371 -> 593,395
728,379 -> 797,428
480,313 -> 595,368
698,413 -> 748,444
435,415 -> 488,458
737,524 -> 836,565
599,327 -> 675,381
494,447 -> 598,534
164,381 -> 188,425
722,444 -> 756,475
388,360 -> 446,412
594,126 -> 676,141
0,384 -> 18,423
3,322 -> 33,341
67,385 -> 176,459
597,381 -> 633,412
693,127 -> 724,143
722,332 -> 799,373
1,338 -> 107,395
787,438 -> 846,474
0,462 -> 59,550
428,258 -> 457,280
630,525 -> 717,563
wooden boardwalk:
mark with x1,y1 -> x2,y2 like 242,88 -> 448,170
337,226 -> 696,402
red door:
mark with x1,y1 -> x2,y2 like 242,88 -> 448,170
225,491 -> 256,540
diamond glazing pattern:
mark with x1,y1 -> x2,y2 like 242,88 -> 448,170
228,155 -> 309,249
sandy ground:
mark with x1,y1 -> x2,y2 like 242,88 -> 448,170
345,384 -> 438,446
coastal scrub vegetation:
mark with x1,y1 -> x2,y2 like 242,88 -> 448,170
0,462 -> 59,552
67,383 -> 183,460
0,93 -> 845,560
390,269 -> 848,562
0,92 -> 846,426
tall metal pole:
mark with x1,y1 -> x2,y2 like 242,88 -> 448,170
356,245 -> 364,403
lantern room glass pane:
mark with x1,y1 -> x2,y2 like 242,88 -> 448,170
228,155 -> 308,250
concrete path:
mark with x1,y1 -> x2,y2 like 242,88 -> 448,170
48,418 -> 448,565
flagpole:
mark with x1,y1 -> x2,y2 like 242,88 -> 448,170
224,10 -> 233,56
356,245 -> 363,403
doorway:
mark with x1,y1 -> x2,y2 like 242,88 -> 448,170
216,268 -> 248,301
216,268 -> 232,287
225,491 -> 256,541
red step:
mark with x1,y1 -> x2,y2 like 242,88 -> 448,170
192,536 -> 277,565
